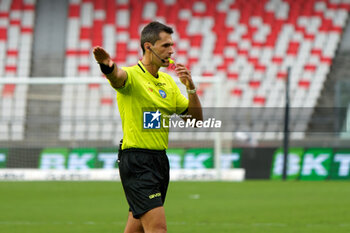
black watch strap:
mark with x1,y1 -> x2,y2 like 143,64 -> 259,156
99,63 -> 115,74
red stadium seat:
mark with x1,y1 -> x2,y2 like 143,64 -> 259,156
298,80 -> 310,89
2,84 -> 16,97
100,97 -> 113,105
253,96 -> 266,105
231,88 -> 243,97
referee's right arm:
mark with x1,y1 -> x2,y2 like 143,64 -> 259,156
93,46 -> 127,89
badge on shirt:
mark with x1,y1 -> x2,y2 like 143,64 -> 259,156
159,90 -> 167,98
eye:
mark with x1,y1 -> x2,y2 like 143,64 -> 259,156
163,43 -> 173,48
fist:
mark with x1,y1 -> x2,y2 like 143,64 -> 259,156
175,64 -> 195,90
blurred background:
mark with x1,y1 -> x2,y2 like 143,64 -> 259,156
0,0 -> 350,181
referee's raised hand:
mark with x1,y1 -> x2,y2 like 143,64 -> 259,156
93,46 -> 114,67
93,46 -> 127,89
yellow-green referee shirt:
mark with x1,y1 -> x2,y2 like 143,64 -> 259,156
113,61 -> 189,150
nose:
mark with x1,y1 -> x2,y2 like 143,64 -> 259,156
169,46 -> 174,55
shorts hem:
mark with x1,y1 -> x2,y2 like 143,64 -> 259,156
132,203 -> 164,219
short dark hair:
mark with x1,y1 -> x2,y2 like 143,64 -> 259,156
140,21 -> 173,54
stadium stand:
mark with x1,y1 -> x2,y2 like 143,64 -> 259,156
0,0 -> 36,140
61,0 -> 350,142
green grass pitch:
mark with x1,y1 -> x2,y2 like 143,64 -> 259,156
0,181 -> 349,233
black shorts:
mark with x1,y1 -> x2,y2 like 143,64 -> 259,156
118,148 -> 170,219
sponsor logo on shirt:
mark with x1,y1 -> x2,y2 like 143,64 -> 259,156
155,83 -> 166,87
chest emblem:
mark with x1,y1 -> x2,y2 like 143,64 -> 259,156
159,90 -> 167,98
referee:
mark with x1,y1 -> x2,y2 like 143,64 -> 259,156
93,21 -> 203,233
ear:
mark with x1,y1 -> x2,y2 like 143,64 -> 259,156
144,42 -> 152,50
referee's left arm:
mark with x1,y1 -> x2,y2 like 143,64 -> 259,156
175,64 -> 203,121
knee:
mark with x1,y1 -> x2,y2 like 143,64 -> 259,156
146,223 -> 167,233
156,224 -> 167,233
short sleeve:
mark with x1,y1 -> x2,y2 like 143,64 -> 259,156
113,67 -> 132,94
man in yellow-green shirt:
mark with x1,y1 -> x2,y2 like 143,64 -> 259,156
93,21 -> 202,233
116,60 -> 190,150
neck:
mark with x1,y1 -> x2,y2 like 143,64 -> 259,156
141,56 -> 160,78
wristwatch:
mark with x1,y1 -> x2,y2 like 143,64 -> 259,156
187,87 -> 197,94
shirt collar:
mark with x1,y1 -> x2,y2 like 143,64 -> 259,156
138,60 -> 159,79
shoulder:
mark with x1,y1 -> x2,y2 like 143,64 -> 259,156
121,64 -> 140,74
121,64 -> 145,83
116,64 -> 141,92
